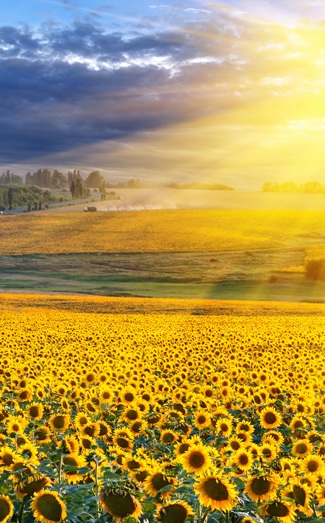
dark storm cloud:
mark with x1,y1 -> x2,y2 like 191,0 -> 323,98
0,17 -> 209,163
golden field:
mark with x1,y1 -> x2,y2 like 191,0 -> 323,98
2,209 -> 325,255
0,295 -> 325,523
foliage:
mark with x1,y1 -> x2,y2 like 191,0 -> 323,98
26,169 -> 67,189
0,185 -> 66,211
0,170 -> 23,185
0,299 -> 324,523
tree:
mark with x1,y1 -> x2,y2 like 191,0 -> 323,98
8,187 -> 13,210
84,171 -> 104,189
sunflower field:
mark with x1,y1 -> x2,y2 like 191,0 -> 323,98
1,298 -> 325,523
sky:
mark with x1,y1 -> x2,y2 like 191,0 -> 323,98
2,1 -> 325,189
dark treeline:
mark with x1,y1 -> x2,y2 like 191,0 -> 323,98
262,182 -> 325,194
1,170 -> 23,185
0,186 -> 63,211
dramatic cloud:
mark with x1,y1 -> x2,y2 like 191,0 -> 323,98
2,4 -> 325,187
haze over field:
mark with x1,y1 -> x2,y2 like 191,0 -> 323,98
2,1 -> 325,188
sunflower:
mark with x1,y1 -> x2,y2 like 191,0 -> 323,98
129,420 -> 147,436
63,453 -> 87,484
216,418 -> 233,438
34,426 -> 51,445
10,460 -> 32,482
130,466 -> 150,483
112,428 -> 134,450
0,446 -> 19,467
227,437 -> 243,453
49,414 -> 69,432
236,421 -> 254,434
79,435 -> 96,452
144,468 -> 175,498
16,475 -> 50,498
292,439 -> 313,458
316,484 -> 325,505
195,469 -> 238,511
259,443 -> 278,462
290,416 -> 306,432
6,419 -> 23,435
260,407 -> 282,429
302,454 -> 324,476
244,473 -> 280,502
160,430 -> 178,445
122,406 -> 142,423
121,453 -> 142,472
75,412 -> 90,429
97,421 -> 111,439
283,479 -> 312,516
180,443 -> 211,474
27,403 -> 44,421
100,488 -> 142,521
64,435 -> 80,454
233,450 -> 254,472
175,440 -> 191,457
99,388 -> 113,404
156,501 -> 193,523
80,422 -> 100,438
20,442 -> 39,465
0,495 -> 13,523
31,490 -> 67,523
194,412 -> 210,430
260,500 -> 296,523
17,389 -> 32,402
120,388 -> 137,405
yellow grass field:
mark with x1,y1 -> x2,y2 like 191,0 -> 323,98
2,209 -> 325,255
1,294 -> 325,522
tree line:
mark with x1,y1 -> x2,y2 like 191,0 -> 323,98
262,181 -> 325,194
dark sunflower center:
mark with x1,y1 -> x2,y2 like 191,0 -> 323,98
220,423 -> 228,432
131,422 -> 142,433
53,416 -> 65,429
231,441 -> 240,450
99,424 -> 109,436
127,460 -> 140,470
293,485 -> 306,506
136,470 -> 149,482
198,416 -> 206,424
35,429 -> 47,441
84,425 -> 96,436
36,494 -> 62,522
239,454 -> 249,465
251,477 -> 271,495
189,452 -> 205,468
296,443 -> 307,454
240,424 -> 250,432
267,502 -> 289,518
0,498 -> 10,521
179,443 -> 190,454
103,392 -> 110,399
307,460 -> 319,472
262,448 -> 271,458
64,457 -> 78,475
2,454 -> 13,465
309,434 -> 322,443
163,433 -> 175,443
20,391 -> 28,400
127,410 -> 138,420
264,412 -> 277,425
125,393 -> 134,402
29,406 -> 40,418
116,437 -> 130,448
205,390 -> 213,398
204,478 -> 229,501
102,492 -> 136,518
87,374 -> 95,382
294,420 -> 304,429
19,477 -> 48,495
148,415 -> 160,424
152,473 -> 172,492
82,438 -> 92,449
160,504 -> 188,523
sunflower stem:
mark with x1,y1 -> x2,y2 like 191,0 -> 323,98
95,459 -> 100,515
225,510 -> 229,523
58,452 -> 62,484
18,497 -> 25,523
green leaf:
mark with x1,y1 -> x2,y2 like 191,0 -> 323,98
67,508 -> 85,519
142,502 -> 156,515
103,471 -> 121,480
157,485 -> 173,494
